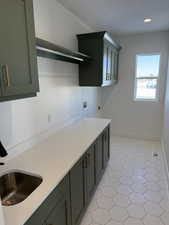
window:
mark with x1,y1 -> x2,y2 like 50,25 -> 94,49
134,54 -> 161,101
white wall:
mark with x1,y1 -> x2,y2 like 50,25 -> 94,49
102,31 -> 169,140
162,56 -> 169,171
0,0 -> 101,154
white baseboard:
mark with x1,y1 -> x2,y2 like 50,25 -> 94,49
111,133 -> 160,142
161,137 -> 169,190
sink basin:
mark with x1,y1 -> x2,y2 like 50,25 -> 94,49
0,171 -> 42,206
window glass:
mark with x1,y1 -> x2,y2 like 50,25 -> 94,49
135,54 -> 160,101
136,79 -> 157,100
136,55 -> 160,78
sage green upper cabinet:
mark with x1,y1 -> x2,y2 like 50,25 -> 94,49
0,0 -> 39,102
77,31 -> 121,87
103,39 -> 119,86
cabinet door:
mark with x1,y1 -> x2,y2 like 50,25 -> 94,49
86,144 -> 96,201
103,127 -> 110,168
45,176 -> 71,225
103,41 -> 110,82
0,0 -> 39,98
103,40 -> 115,86
45,198 -> 69,225
70,157 -> 87,225
106,45 -> 112,81
95,136 -> 104,183
110,47 -> 116,82
24,176 -> 71,225
110,47 -> 119,83
114,50 -> 119,82
0,83 -> 2,98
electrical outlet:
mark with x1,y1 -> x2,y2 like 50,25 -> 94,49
83,101 -> 87,109
153,152 -> 158,157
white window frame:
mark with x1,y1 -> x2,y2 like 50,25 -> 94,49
133,53 -> 161,102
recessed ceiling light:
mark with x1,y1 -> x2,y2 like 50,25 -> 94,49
144,18 -> 152,23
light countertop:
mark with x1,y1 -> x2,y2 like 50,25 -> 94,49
1,117 -> 111,225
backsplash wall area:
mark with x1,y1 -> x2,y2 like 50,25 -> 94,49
0,0 -> 101,154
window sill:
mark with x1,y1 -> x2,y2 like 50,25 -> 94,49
133,98 -> 159,102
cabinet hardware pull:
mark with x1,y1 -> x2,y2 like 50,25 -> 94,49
83,156 -> 88,168
85,156 -> 88,168
105,134 -> 107,142
2,64 -> 10,87
87,153 -> 90,167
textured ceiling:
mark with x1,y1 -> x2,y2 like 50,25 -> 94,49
56,0 -> 169,34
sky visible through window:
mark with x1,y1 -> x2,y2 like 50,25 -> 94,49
136,54 -> 160,78
135,54 -> 160,100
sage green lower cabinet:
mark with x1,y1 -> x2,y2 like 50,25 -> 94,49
103,126 -> 110,168
70,126 -> 110,225
24,126 -> 110,225
24,176 -> 71,225
69,157 -> 87,225
45,198 -> 70,225
86,143 -> 96,201
95,135 -> 104,183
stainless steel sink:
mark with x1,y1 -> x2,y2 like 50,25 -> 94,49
0,171 -> 42,206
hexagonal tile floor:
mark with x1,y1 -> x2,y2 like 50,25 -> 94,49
80,137 -> 169,225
